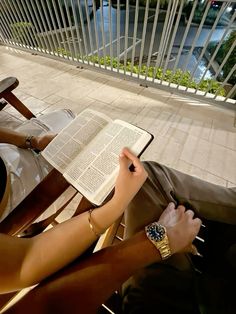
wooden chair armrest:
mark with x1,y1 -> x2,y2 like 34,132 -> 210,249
94,215 -> 123,252
0,169 -> 70,236
0,99 -> 8,110
0,77 -> 19,96
0,77 -> 35,119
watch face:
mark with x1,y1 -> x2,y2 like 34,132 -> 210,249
147,223 -> 165,242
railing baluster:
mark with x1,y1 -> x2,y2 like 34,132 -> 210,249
0,0 -> 234,105
123,0 -> 130,75
167,0 -> 197,86
35,0 -> 54,54
41,0 -> 58,56
84,0 -> 95,65
187,2 -> 228,90
57,0 -> 73,59
99,0 -> 106,69
70,0 -> 84,62
45,0 -> 64,57
18,0 -> 40,51
1,0 -> 23,48
51,0 -> 69,60
214,63 -> 236,99
108,0 -> 113,71
225,84 -> 236,101
160,0 -> 182,84
176,0 -> 212,90
117,0 -> 121,73
195,9 -> 236,93
77,0 -> 89,61
13,0 -> 35,50
0,1 -> 13,45
0,23 -> 8,45
64,0 -> 77,61
92,0 -> 100,67
138,0 -> 149,79
153,0 -> 172,72
31,0 -> 50,52
9,0 -> 32,48
130,0 -> 139,76
203,39 -> 236,96
24,0 -> 46,52
144,0 -> 160,80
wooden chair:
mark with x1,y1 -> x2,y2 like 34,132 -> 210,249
0,76 -> 94,310
0,76 -> 122,313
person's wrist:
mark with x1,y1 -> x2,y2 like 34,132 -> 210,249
162,226 -> 179,255
30,136 -> 38,150
22,135 -> 35,149
145,222 -> 172,260
109,195 -> 128,213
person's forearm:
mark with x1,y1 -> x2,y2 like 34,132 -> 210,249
0,127 -> 36,149
22,199 -> 125,286
0,198 -> 125,292
5,231 -> 161,314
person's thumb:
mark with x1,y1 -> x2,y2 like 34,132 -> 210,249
119,150 -> 130,172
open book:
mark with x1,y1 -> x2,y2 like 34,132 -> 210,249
42,109 -> 153,205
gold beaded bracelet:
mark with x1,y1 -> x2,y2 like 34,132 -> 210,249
88,209 -> 102,237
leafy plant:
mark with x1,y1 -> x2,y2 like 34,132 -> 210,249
10,22 -> 37,46
55,47 -> 72,57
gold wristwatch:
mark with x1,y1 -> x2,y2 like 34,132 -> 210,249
145,222 -> 171,260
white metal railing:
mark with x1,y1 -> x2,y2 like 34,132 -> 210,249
0,0 -> 235,105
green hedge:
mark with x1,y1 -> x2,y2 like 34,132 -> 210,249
55,49 -> 225,96
85,55 -> 225,96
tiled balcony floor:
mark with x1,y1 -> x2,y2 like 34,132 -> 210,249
1,45 -> 236,189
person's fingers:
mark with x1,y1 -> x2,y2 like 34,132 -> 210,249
193,217 -> 202,233
122,148 -> 142,171
118,152 -> 130,172
190,244 -> 199,255
194,217 -> 202,225
165,202 -> 176,213
121,148 -> 147,180
176,205 -> 185,215
185,210 -> 194,219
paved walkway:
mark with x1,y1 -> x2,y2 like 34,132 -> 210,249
1,45 -> 236,189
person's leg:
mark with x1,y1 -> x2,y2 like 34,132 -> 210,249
15,109 -> 75,136
123,161 -> 236,314
125,161 -> 236,271
125,161 -> 236,238
0,110 -> 75,220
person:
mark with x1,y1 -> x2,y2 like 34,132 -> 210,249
0,109 -> 75,221
0,148 -> 202,314
2,150 -> 235,314
122,161 -> 236,314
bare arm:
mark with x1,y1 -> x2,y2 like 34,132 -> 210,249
5,204 -> 201,314
0,148 -> 148,293
0,127 -> 55,150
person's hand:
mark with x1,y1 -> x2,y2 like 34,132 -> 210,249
158,203 -> 202,255
32,134 -> 56,151
112,148 -> 148,209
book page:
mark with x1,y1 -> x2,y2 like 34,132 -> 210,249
41,109 -> 111,173
64,120 -> 153,205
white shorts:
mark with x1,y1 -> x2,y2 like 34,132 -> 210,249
0,109 -> 75,221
